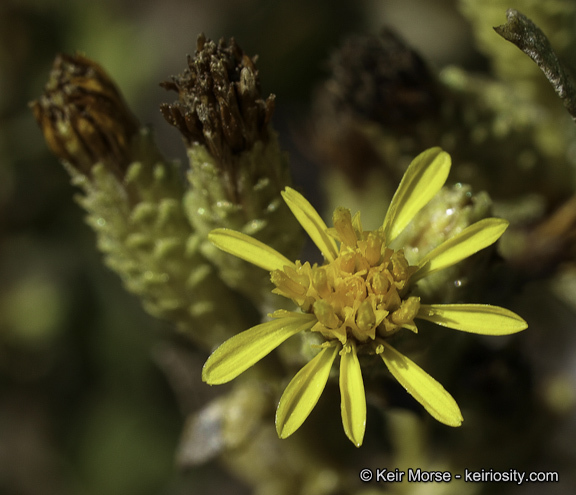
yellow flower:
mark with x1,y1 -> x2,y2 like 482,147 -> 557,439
202,147 -> 528,447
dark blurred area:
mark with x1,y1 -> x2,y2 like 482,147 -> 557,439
0,1 -> 368,493
5,1 -> 574,494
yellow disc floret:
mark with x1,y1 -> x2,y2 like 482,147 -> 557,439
271,207 -> 420,345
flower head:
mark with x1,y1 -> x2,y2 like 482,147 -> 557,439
160,33 -> 275,168
31,53 -> 140,179
203,147 -> 527,447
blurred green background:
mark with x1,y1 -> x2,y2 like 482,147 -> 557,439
2,1 -> 575,494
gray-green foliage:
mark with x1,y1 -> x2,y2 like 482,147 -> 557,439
67,129 -> 252,349
184,132 -> 303,310
459,0 -> 576,105
454,0 -> 576,197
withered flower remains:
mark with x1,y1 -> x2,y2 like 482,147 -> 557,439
160,34 -> 302,303
31,53 -> 140,178
160,34 -> 275,186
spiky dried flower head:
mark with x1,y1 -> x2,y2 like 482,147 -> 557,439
160,34 -> 275,163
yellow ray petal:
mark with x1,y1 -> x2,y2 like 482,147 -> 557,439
276,343 -> 340,439
383,147 -> 451,243
417,304 -> 528,335
339,342 -> 366,447
209,228 -> 295,272
379,342 -> 462,427
202,313 -> 316,385
413,218 -> 508,281
282,187 -> 339,262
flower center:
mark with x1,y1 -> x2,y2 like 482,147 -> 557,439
271,208 -> 420,344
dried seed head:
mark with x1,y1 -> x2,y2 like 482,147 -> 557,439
312,29 -> 441,187
31,53 -> 140,178
321,29 -> 440,127
160,34 -> 275,163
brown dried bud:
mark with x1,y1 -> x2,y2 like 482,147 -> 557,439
311,29 -> 441,187
31,53 -> 140,178
160,34 -> 275,164
319,29 -> 440,127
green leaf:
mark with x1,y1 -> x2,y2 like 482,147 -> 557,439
379,342 -> 462,427
202,313 -> 315,384
209,228 -> 295,272
418,304 -> 528,335
413,218 -> 508,281
282,187 -> 339,262
339,343 -> 366,447
276,343 -> 340,439
383,147 -> 451,243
